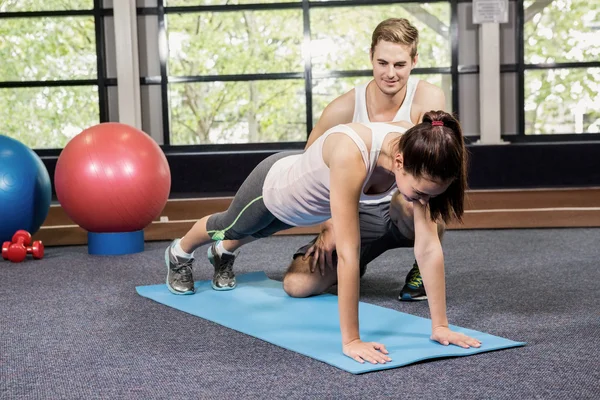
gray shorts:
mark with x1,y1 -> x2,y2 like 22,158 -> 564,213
293,201 -> 414,276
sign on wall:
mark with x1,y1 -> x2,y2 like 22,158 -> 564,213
473,0 -> 509,24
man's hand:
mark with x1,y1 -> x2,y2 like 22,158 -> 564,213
343,339 -> 392,364
431,326 -> 482,348
303,221 -> 336,276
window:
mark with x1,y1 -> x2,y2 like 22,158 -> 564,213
4,0 -> 597,150
523,0 -> 600,135
0,1 -> 104,149
165,8 -> 305,145
159,1 -> 453,146
525,68 -> 600,134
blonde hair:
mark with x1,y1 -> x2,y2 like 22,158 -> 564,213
370,18 -> 419,59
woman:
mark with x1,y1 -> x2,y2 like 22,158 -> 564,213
164,110 -> 481,364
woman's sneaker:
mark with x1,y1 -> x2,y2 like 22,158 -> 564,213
165,240 -> 195,295
207,242 -> 237,291
398,262 -> 427,301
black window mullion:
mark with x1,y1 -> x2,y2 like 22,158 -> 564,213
516,0 -> 525,136
450,0 -> 459,117
157,0 -> 171,146
0,9 -> 94,19
525,61 -> 600,70
302,0 -> 313,138
93,0 -> 108,123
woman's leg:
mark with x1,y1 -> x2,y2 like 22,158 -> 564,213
179,215 -> 257,254
166,152 -> 295,294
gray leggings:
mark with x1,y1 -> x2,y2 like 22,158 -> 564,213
205,151 -> 299,241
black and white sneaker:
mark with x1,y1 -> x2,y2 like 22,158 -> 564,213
165,240 -> 195,295
207,242 -> 237,291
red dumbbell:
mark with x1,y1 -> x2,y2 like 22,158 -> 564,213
1,241 -> 11,260
1,230 -> 44,263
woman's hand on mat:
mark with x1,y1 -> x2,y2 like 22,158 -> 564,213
343,339 -> 392,364
304,222 -> 337,276
431,326 -> 482,349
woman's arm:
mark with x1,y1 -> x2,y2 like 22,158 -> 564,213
412,202 -> 448,329
413,202 -> 482,349
328,137 -> 363,345
326,133 -> 391,364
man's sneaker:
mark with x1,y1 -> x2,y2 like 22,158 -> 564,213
207,242 -> 237,291
398,262 -> 427,301
165,240 -> 195,295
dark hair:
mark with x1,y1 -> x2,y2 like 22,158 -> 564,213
370,18 -> 419,59
396,110 -> 468,223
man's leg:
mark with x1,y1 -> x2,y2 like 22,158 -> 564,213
282,202 -> 397,297
358,224 -> 414,277
283,252 -> 338,298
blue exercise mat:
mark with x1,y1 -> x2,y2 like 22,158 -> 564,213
136,271 -> 525,374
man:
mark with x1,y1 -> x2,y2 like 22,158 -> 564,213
287,17 -> 447,301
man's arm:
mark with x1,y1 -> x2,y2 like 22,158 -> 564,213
305,90 -> 355,149
413,82 -> 447,123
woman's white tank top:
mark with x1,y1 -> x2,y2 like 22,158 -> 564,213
262,123 -> 406,227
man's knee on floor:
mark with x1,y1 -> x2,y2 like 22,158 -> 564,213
283,256 -> 319,298
283,274 -> 315,298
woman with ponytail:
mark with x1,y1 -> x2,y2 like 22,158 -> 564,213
163,110 -> 480,365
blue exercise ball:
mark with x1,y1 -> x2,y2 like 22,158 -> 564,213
0,134 -> 52,243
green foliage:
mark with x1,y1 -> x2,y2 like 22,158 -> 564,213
169,80 -> 306,144
525,68 -> 600,134
0,0 -> 597,149
524,0 -> 600,134
167,10 -> 305,144
525,0 -> 598,63
0,17 -> 96,81
0,86 -> 99,148
167,10 -> 304,76
0,3 -> 99,149
311,3 -> 450,72
168,3 -> 450,144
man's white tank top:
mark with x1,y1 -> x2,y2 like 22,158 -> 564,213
352,77 -> 419,123
353,77 -> 419,204
262,123 -> 406,227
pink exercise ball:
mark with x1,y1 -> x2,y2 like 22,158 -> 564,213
55,123 -> 171,233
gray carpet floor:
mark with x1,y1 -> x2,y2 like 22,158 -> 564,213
1,229 -> 599,399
